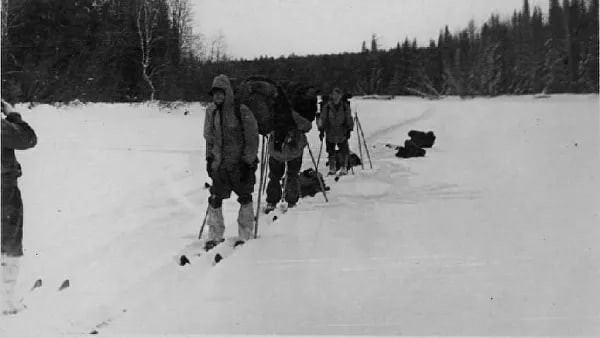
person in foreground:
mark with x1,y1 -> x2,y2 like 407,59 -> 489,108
1,99 -> 37,315
204,75 -> 259,250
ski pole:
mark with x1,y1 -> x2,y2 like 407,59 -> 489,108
354,114 -> 365,169
356,114 -> 373,169
279,142 -> 289,210
254,135 -> 268,239
262,141 -> 270,195
198,203 -> 210,239
304,136 -> 329,202
316,137 -> 324,169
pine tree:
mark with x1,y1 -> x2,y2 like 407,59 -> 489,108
531,6 -> 546,92
387,65 -> 402,95
370,34 -> 378,52
545,0 -> 569,92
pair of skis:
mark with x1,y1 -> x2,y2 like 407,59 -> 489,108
28,278 -> 70,292
2,278 -> 71,316
178,237 -> 245,267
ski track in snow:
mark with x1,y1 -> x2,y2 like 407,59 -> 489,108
2,96 -> 599,336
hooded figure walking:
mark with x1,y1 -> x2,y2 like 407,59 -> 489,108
204,75 -> 259,250
1,99 -> 37,315
319,88 -> 353,176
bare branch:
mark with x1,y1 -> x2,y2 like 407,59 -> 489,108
136,0 -> 157,101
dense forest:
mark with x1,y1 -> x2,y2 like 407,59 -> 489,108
1,0 -> 598,103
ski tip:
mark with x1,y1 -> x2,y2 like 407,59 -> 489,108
179,255 -> 191,266
31,278 -> 43,291
58,279 -> 70,291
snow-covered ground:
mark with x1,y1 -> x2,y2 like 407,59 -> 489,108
1,95 -> 599,336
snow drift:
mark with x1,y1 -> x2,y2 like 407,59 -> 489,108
1,96 -> 599,336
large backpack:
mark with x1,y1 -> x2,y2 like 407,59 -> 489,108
299,168 -> 330,198
234,77 -> 317,137
234,76 -> 278,136
289,83 -> 318,123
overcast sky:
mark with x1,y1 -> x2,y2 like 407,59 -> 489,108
192,0 -> 548,60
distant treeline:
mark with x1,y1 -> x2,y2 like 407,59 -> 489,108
1,0 -> 206,102
1,0 -> 598,103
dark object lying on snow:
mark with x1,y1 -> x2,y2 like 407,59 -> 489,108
395,140 -> 426,158
325,151 -> 362,171
299,168 -> 330,197
408,130 -> 436,148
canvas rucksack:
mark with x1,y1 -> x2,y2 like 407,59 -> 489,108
235,76 -> 278,136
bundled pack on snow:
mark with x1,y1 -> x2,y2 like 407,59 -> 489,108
235,76 -> 279,136
299,168 -> 330,198
395,139 -> 426,158
326,151 -> 362,171
408,130 -> 436,148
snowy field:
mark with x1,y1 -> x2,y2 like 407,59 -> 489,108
1,95 -> 599,336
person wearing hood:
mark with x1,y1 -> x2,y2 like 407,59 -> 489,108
1,99 -> 37,315
204,75 -> 259,250
319,88 -> 354,175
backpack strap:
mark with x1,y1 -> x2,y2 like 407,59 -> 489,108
233,98 -> 243,126
233,99 -> 245,150
212,101 -> 244,146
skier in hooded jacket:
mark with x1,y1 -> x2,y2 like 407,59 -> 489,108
204,75 -> 259,250
1,99 -> 37,315
319,88 -> 354,175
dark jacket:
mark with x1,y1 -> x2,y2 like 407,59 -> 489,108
320,100 -> 354,143
1,113 -> 37,186
268,110 -> 312,162
204,75 -> 259,171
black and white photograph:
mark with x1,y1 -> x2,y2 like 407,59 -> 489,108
1,0 -> 599,335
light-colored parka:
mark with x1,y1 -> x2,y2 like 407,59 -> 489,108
204,75 -> 259,172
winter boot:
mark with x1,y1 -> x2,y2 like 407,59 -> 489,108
237,202 -> 255,241
328,157 -> 337,176
1,255 -> 25,315
204,238 -> 225,251
207,205 -> 225,243
339,152 -> 349,175
263,202 -> 277,214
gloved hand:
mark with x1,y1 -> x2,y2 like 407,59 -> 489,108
5,112 -> 23,123
206,157 -> 214,177
240,158 -> 258,182
319,130 -> 325,141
